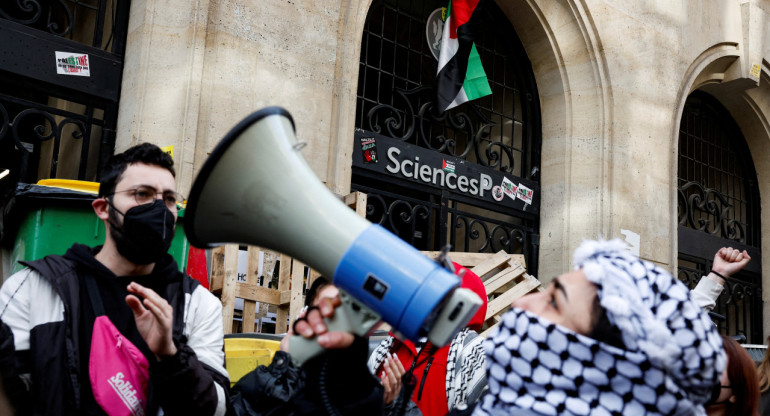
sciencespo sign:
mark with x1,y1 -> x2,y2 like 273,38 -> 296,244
352,130 -> 539,214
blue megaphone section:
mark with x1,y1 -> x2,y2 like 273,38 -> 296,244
333,223 -> 460,340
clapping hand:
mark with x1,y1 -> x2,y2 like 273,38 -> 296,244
380,352 -> 406,405
126,282 -> 177,359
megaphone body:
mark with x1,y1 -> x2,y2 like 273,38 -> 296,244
185,107 -> 481,355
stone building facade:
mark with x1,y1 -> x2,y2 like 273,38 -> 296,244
1,0 -> 768,340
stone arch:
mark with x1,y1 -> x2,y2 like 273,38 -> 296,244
328,0 -> 612,278
668,43 -> 744,265
327,0 -> 376,196
672,45 -> 770,335
494,0 -> 614,279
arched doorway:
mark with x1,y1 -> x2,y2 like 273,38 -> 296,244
350,0 -> 542,274
677,91 -> 762,342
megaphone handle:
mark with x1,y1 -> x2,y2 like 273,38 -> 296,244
288,309 -> 352,366
287,290 -> 380,366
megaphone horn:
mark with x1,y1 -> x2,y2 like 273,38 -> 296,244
185,107 -> 481,351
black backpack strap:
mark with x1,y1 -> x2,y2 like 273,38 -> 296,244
83,274 -> 106,317
170,274 -> 200,344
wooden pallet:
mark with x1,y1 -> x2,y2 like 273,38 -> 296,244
423,250 -> 542,338
209,192 -> 367,334
209,190 -> 539,337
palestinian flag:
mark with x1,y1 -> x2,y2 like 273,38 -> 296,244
435,0 -> 492,112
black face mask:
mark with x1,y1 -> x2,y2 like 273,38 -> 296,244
107,199 -> 176,265
705,382 -> 732,406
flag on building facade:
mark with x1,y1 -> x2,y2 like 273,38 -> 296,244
435,0 -> 492,112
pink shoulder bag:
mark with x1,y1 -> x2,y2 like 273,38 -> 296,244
85,275 -> 150,416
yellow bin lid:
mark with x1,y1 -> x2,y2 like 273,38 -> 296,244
37,179 -> 99,195
224,337 -> 282,386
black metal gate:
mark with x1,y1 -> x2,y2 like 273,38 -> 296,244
0,0 -> 131,200
352,0 -> 541,275
677,91 -> 762,343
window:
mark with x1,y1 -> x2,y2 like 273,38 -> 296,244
352,0 -> 542,274
677,91 -> 762,342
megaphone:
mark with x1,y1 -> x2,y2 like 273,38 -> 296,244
185,107 -> 481,362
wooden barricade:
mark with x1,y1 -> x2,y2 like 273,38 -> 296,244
209,189 -> 537,337
209,191 -> 367,334
209,244 -> 281,334
422,250 -> 543,338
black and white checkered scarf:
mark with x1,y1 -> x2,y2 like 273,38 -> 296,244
368,328 -> 487,412
474,239 -> 725,416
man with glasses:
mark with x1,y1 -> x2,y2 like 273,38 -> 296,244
0,143 -> 230,415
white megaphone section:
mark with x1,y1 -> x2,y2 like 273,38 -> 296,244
185,107 -> 481,351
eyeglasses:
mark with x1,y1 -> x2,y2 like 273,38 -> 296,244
108,186 -> 185,211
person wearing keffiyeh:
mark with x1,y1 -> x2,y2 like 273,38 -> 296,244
369,262 -> 489,416
472,239 -> 726,416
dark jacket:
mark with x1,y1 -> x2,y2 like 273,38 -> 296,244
231,336 -> 384,416
367,263 -> 489,416
760,390 -> 770,416
0,318 -> 31,415
0,244 -> 229,416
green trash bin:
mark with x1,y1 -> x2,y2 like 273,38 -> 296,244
2,180 -> 189,275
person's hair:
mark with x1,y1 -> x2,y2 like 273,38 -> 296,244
758,337 -> 770,393
721,335 -> 760,416
98,143 -> 175,197
305,276 -> 331,308
588,291 -> 626,349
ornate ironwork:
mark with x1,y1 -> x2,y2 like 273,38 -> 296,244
0,0 -> 129,199
677,181 -> 746,243
353,0 -> 541,273
0,93 -> 103,181
451,211 -> 531,256
677,266 -> 702,289
0,0 -> 120,49
356,0 -> 540,181
677,91 -> 760,248
677,91 -> 762,342
678,259 -> 762,343
356,183 -> 537,264
365,86 -> 517,171
362,190 -> 438,249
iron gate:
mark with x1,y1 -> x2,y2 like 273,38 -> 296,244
677,91 -> 762,343
0,0 -> 131,201
351,0 -> 541,275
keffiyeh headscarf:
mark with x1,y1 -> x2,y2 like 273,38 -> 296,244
475,239 -> 725,416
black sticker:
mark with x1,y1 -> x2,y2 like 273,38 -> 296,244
363,273 -> 389,300
360,137 -> 378,163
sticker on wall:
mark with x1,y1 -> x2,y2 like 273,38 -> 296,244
620,229 -> 640,257
516,183 -> 533,204
442,159 -> 455,173
360,137 -> 378,163
502,177 -> 518,201
492,185 -> 504,201
750,64 -> 761,78
55,51 -> 90,76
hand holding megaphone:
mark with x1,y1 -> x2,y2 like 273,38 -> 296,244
283,293 -> 355,348
285,291 -> 380,363
185,107 -> 482,365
